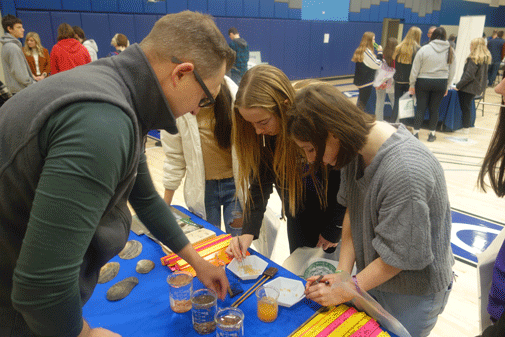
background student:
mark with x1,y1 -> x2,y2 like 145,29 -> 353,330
161,76 -> 244,236
23,32 -> 50,80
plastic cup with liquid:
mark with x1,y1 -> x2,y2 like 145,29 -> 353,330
255,285 -> 279,323
215,307 -> 244,337
191,288 -> 217,334
167,271 -> 193,313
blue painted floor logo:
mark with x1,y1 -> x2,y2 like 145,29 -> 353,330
451,210 -> 504,266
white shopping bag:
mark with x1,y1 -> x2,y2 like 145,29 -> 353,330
398,92 -> 415,119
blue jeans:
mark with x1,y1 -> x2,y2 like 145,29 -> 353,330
368,280 -> 452,337
204,178 -> 242,236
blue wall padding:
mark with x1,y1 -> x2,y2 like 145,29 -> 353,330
118,0 -> 143,13
166,0 -> 188,14
50,12 -> 81,43
144,0 -> 166,14
243,0 -> 260,17
208,0 -> 226,17
62,0 -> 91,12
90,0 -> 117,13
15,0 -> 61,10
17,10 -> 55,47
388,0 -> 397,18
188,0 -> 207,13
379,1 -> 388,21
274,2 -> 289,19
289,8 -> 301,20
309,22 -> 323,79
81,13 -> 111,59
133,15 -> 157,44
396,3 -> 404,18
0,0 -> 16,15
259,0 -> 274,18
268,20 -> 285,70
293,20 -> 311,80
369,5 -> 379,22
226,0 -> 243,17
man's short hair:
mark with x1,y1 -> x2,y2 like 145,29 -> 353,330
141,11 -> 235,79
57,23 -> 75,41
73,26 -> 86,40
2,14 -> 22,33
498,31 -> 504,39
114,33 -> 129,48
228,27 -> 238,36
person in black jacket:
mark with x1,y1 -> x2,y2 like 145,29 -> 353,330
456,37 -> 491,133
226,66 -> 346,260
352,31 -> 382,111
389,26 -> 421,123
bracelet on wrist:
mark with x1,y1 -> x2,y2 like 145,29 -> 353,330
351,275 -> 362,294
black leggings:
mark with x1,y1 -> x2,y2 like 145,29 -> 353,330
357,85 -> 373,111
457,91 -> 475,129
390,82 -> 410,123
414,78 -> 447,131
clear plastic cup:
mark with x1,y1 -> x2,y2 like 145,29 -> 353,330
167,271 -> 193,313
255,285 -> 279,323
191,288 -> 217,334
215,307 -> 244,337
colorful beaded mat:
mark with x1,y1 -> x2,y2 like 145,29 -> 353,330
290,304 -> 390,337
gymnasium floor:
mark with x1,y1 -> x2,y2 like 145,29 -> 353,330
144,79 -> 505,336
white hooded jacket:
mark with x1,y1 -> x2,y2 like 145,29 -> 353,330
83,39 -> 98,62
160,76 -> 244,220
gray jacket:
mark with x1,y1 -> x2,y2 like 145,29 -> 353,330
0,33 -> 35,93
410,40 -> 456,89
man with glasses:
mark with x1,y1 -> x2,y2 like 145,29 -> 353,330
0,11 -> 235,337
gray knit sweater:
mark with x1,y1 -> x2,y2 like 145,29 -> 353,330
337,124 -> 454,295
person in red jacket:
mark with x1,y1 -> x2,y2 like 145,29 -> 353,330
50,23 -> 90,75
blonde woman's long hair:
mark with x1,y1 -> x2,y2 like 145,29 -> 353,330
469,37 -> 492,65
393,26 -> 421,64
23,32 -> 44,56
352,32 -> 375,63
232,64 -> 303,217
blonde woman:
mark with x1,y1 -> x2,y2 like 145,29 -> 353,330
390,26 -> 421,123
226,65 -> 345,259
455,37 -> 491,133
352,31 -> 383,110
108,33 -> 129,57
23,32 -> 50,81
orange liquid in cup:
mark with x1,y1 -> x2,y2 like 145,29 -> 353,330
257,297 -> 278,323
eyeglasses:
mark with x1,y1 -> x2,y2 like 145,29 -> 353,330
171,56 -> 216,108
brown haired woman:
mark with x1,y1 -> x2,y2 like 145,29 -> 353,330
373,37 -> 397,121
352,31 -> 383,111
226,65 -> 346,259
287,83 -> 454,337
50,23 -> 91,75
23,32 -> 50,80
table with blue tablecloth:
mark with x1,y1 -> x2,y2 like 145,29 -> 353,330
83,206 -> 399,336
365,89 -> 475,131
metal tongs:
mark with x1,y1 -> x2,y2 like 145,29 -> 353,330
231,267 -> 278,307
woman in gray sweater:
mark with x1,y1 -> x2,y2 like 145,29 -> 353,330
287,83 -> 454,337
409,27 -> 456,142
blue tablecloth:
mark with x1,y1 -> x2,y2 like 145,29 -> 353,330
365,88 -> 475,131
83,206 -> 320,336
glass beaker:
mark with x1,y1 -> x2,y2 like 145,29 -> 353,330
255,285 -> 279,323
191,288 -> 217,334
215,307 -> 244,337
167,271 -> 193,313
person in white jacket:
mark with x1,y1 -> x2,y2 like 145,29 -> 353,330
161,76 -> 243,236
409,27 -> 456,142
72,26 -> 98,62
